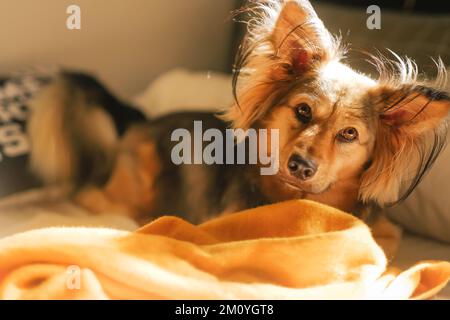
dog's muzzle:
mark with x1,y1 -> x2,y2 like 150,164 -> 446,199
288,154 -> 318,181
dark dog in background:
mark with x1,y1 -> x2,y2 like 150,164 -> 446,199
28,0 -> 450,240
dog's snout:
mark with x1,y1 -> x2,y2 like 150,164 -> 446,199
288,154 -> 318,181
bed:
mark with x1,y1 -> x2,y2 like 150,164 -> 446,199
0,67 -> 449,299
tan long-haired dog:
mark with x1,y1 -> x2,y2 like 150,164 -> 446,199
28,1 -> 450,254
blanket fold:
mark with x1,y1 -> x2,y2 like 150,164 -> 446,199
0,200 -> 448,299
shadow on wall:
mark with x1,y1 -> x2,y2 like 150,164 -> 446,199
312,0 -> 450,77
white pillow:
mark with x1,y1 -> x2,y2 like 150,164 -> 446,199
386,69 -> 450,243
386,133 -> 450,243
133,68 -> 231,118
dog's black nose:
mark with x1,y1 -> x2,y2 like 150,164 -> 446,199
288,154 -> 318,180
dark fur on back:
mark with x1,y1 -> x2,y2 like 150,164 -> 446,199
62,72 -> 146,135
28,71 -> 146,186
31,72 -> 269,223
142,112 -> 268,222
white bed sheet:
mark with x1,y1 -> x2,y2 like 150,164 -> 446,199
392,233 -> 450,299
0,187 -> 138,239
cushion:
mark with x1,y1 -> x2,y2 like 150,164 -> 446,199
0,71 -> 54,197
386,137 -> 450,243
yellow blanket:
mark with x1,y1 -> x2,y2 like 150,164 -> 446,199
0,200 -> 449,299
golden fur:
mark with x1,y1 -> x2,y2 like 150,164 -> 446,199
224,0 -> 450,211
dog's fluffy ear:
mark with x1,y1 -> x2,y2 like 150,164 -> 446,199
271,0 -> 334,73
360,84 -> 450,206
224,0 -> 337,129
377,86 -> 450,135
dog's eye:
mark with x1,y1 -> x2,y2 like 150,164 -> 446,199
337,127 -> 358,143
295,103 -> 312,124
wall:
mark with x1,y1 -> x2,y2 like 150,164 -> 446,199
0,0 -> 237,98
